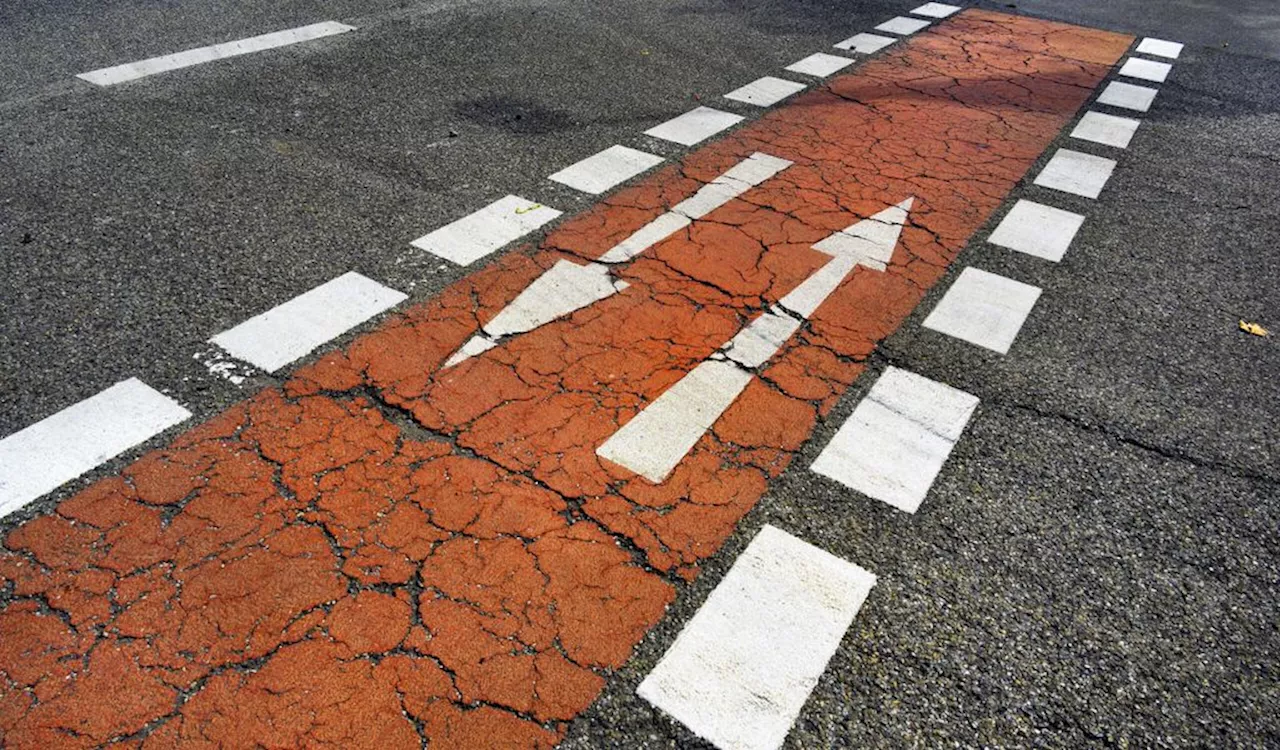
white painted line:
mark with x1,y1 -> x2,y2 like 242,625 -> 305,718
1070,110 -> 1141,149
987,199 -> 1085,262
644,106 -> 745,146
0,379 -> 191,517
76,21 -> 354,86
549,145 -> 664,195
599,212 -> 692,264
875,16 -> 932,35
1033,148 -> 1117,199
1118,57 -> 1172,83
1097,81 -> 1158,112
1136,37 -> 1183,59
923,267 -> 1042,354
784,52 -> 855,78
722,309 -> 802,369
209,271 -> 407,372
811,367 -> 977,512
834,33 -> 897,54
724,76 -> 807,107
598,360 -> 753,483
410,195 -> 562,266
637,525 -> 876,750
910,2 -> 962,18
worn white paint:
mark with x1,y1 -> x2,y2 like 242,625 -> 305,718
76,22 -> 354,86
1034,148 -> 1117,199
1070,110 -> 1141,149
923,267 -> 1042,354
209,271 -> 406,372
780,197 -> 912,316
875,16 -> 931,35
599,212 -> 693,264
784,53 -> 855,78
1119,57 -> 1172,83
1136,38 -> 1183,59
810,367 -> 978,513
724,76 -> 807,107
411,195 -> 562,266
637,525 -> 876,750
987,199 -> 1085,262
549,145 -> 664,195
0,379 -> 191,517
597,360 -> 754,483
644,106 -> 745,146
910,2 -> 961,18
834,33 -> 897,54
442,335 -> 496,368
1097,81 -> 1158,112
595,198 -> 912,482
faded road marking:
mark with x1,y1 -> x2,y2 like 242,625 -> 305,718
811,367 -> 978,513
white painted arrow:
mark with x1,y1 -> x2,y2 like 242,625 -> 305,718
597,197 -> 914,483
441,152 -> 794,368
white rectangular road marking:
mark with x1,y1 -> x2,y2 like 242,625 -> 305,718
834,33 -> 897,54
638,525 -> 876,750
411,195 -> 562,266
910,2 -> 962,17
724,77 -> 807,107
1070,110 -> 1141,149
0,379 -> 191,517
1119,57 -> 1172,83
597,360 -> 753,483
1033,148 -> 1117,199
1136,37 -> 1183,59
923,267 -> 1042,354
210,271 -> 407,372
76,22 -> 354,86
811,367 -> 978,513
644,106 -> 745,146
1097,81 -> 1158,112
987,199 -> 1085,262
549,145 -> 664,195
784,52 -> 855,78
875,16 -> 932,35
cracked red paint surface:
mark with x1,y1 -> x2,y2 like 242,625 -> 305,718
0,11 -> 1129,748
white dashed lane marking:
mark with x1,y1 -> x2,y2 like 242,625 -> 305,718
644,106 -> 745,146
910,2 -> 962,18
724,77 -> 807,107
76,21 -> 354,86
987,199 -> 1085,262
444,153 -> 793,368
1119,57 -> 1173,83
875,16 -> 932,35
785,52 -> 855,78
1071,110 -> 1141,149
209,271 -> 406,372
1097,80 -> 1159,112
923,267 -> 1042,354
549,145 -> 664,195
834,32 -> 897,54
1034,148 -> 1117,199
0,379 -> 191,518
638,525 -> 876,750
596,199 -> 911,483
410,194 -> 562,266
1136,37 -> 1184,59
810,367 -> 978,513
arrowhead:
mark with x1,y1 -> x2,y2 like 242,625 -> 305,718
812,196 -> 914,271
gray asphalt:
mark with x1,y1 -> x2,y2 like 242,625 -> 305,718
2,0 -> 1277,747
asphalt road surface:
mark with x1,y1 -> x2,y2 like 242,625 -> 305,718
0,0 -> 1275,748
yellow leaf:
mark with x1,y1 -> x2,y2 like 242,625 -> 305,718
1239,320 -> 1269,337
